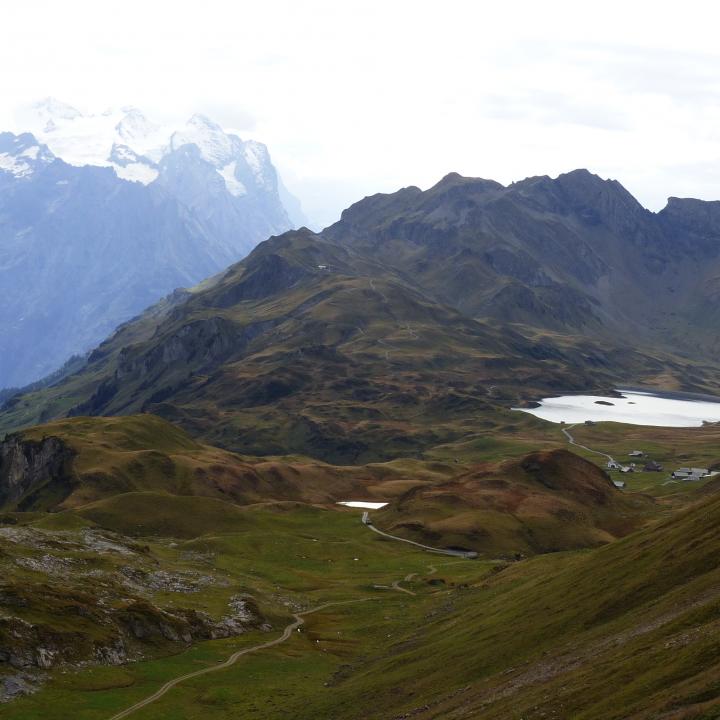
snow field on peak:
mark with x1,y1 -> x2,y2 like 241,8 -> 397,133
17,99 -> 274,196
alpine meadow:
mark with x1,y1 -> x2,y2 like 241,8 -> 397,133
2,3 -> 720,719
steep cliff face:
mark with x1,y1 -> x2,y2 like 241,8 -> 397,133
0,435 -> 76,510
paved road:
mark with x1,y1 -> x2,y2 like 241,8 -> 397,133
561,424 -> 615,465
107,598 -> 376,720
362,512 -> 476,558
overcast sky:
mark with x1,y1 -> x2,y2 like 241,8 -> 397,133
3,0 -> 720,228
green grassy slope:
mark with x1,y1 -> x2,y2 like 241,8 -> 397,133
2,488 -> 720,719
330,486 -> 720,720
1,414 -> 487,514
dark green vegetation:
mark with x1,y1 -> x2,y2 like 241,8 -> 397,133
4,171 -> 720,462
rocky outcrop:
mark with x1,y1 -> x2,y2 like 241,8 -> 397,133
0,588 -> 266,676
212,252 -> 310,308
118,317 -> 278,380
0,434 -> 76,510
0,672 -> 44,703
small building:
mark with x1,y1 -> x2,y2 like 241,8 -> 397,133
672,467 -> 710,480
643,460 -> 663,472
585,420 -> 596,426
613,480 -> 626,489
629,450 -> 644,458
619,465 -> 634,473
607,460 -> 620,470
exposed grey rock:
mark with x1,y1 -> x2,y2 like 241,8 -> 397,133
0,435 -> 75,510
0,671 -> 44,703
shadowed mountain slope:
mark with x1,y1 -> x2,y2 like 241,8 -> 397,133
326,170 -> 720,354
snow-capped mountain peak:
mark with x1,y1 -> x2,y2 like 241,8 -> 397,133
0,102 -> 306,389
31,97 -> 82,131
115,108 -> 160,149
169,113 -> 239,167
0,132 -> 55,178
14,100 -> 282,198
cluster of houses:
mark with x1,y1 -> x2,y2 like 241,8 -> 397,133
607,450 -> 663,475
605,449 -> 712,484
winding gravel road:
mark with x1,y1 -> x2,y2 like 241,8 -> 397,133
107,598 -> 377,720
561,424 -> 615,464
362,512 -> 476,558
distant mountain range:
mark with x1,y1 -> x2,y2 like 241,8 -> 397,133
4,169 -> 720,461
0,99 -> 305,388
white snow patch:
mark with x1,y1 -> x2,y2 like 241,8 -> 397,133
242,141 -> 273,188
0,153 -> 31,177
20,145 -> 39,160
114,163 -> 159,184
218,161 -> 247,196
115,108 -> 160,148
337,501 -> 389,509
170,114 -> 236,167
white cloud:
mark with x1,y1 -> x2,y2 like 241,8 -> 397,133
3,0 -> 720,227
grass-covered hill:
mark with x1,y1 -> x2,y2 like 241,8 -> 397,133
3,414 -> 656,556
1,414 -> 463,513
374,448 -> 655,555
1,408 -> 720,716
9,412 -> 539,519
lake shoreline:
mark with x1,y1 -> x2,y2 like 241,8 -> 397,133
616,386 -> 720,405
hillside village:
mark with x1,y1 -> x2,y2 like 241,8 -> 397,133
605,449 -> 713,484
